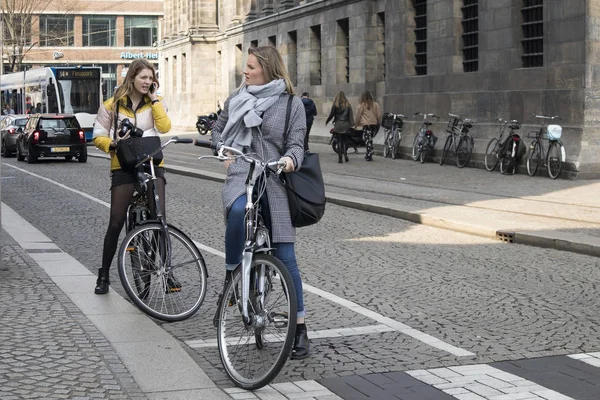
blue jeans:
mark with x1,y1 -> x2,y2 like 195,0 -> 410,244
225,195 -> 306,318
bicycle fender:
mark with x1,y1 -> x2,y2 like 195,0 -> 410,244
254,247 -> 275,254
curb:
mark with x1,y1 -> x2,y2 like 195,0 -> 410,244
87,152 -> 599,258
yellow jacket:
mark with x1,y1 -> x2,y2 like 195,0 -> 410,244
93,96 -> 171,171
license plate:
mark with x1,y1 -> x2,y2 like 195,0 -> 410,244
51,147 -> 70,152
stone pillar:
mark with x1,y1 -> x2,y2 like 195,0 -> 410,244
74,16 -> 82,47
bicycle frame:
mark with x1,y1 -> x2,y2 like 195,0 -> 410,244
198,144 -> 285,325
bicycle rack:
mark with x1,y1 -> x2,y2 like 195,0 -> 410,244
496,231 -> 515,243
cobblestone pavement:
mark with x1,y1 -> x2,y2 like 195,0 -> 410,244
0,229 -> 146,400
3,154 -> 600,399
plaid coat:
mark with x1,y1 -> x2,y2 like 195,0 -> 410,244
212,91 -> 306,242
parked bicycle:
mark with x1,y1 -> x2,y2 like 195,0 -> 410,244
412,112 -> 439,163
526,114 -> 565,179
195,139 -> 298,390
117,136 -> 208,322
381,112 -> 405,159
439,113 -> 474,168
484,118 -> 523,174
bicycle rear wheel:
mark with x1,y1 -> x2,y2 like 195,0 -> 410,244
217,254 -> 297,390
411,134 -> 419,161
391,129 -> 401,159
118,223 -> 207,322
526,141 -> 541,177
547,141 -> 562,179
484,138 -> 500,171
456,135 -> 474,168
439,135 -> 452,165
419,141 -> 428,163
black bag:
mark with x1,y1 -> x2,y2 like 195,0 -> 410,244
280,95 -> 326,227
113,101 -> 163,173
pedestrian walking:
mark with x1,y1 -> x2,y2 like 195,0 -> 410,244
210,45 -> 310,360
326,91 -> 353,163
301,92 -> 317,151
91,59 -> 173,295
355,91 -> 382,161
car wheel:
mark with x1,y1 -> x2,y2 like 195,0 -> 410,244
16,145 -> 24,161
78,152 -> 87,163
1,140 -> 7,157
65,156 -> 73,161
26,148 -> 37,164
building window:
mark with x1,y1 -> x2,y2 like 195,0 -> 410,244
235,44 -> 243,87
521,0 -> 543,68
462,0 -> 478,72
40,15 -> 74,47
3,15 -> 32,47
251,40 -> 258,48
269,35 -> 276,47
124,16 -> 158,47
413,0 -> 427,76
377,12 -> 385,81
336,18 -> 350,84
310,25 -> 322,86
83,16 -> 116,47
287,31 -> 297,86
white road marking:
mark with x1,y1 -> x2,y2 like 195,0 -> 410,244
1,162 -> 475,357
568,352 -> 600,367
408,364 -> 574,399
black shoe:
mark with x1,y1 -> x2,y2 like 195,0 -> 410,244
345,155 -> 349,162
94,269 -> 110,295
165,274 -> 181,293
338,160 -> 343,164
365,156 -> 373,162
291,324 -> 310,360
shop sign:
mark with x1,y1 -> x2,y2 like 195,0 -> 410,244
120,51 -> 159,60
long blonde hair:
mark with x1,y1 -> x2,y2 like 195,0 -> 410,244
359,91 -> 375,110
247,46 -> 295,94
113,59 -> 158,102
333,91 -> 349,109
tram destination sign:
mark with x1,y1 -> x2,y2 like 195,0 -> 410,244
56,69 -> 101,79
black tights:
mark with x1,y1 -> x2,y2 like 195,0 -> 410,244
100,178 -> 166,273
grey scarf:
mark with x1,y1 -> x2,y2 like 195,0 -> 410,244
220,79 -> 287,151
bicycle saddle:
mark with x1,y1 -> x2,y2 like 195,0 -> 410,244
424,121 -> 433,126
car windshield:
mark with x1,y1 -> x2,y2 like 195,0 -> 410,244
40,118 -> 79,130
14,119 -> 27,127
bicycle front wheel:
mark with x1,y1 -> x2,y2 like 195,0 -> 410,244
411,134 -> 420,161
383,130 -> 391,158
117,223 -> 208,322
526,141 -> 541,177
456,135 -> 474,168
217,254 -> 297,390
391,129 -> 401,159
484,138 -> 500,171
547,141 -> 562,179
439,135 -> 451,165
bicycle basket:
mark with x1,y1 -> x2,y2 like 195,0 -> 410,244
446,117 -> 460,133
381,113 -> 394,130
547,124 -> 562,140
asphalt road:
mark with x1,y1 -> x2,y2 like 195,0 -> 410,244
2,150 -> 600,389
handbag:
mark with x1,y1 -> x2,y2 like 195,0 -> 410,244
279,95 -> 326,227
113,101 -> 163,173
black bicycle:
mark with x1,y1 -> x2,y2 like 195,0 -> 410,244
526,114 -> 564,179
381,112 -> 405,159
439,113 -> 474,168
484,118 -> 522,173
117,136 -> 208,322
412,112 -> 439,163
195,139 -> 298,390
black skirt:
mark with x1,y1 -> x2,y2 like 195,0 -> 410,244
110,167 -> 166,189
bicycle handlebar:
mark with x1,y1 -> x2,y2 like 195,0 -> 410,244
195,139 -> 286,171
414,112 -> 439,120
134,136 -> 193,168
532,114 -> 562,120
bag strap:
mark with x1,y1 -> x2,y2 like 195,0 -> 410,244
113,100 -> 120,140
284,94 -> 293,137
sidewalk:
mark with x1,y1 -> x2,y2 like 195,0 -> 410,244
90,137 -> 600,257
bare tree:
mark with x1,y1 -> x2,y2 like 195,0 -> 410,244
1,0 -> 78,72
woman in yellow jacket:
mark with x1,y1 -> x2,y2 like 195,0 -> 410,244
92,59 -> 171,295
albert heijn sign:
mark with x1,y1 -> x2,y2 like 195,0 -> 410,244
120,51 -> 159,60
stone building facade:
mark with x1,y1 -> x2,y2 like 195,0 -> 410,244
160,0 -> 600,178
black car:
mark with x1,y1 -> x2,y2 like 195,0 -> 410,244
1,114 -> 29,157
16,114 -> 87,163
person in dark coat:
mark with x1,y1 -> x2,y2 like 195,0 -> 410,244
326,91 -> 353,163
301,92 -> 317,151
211,46 -> 310,360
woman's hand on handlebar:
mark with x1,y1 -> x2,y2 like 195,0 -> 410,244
279,156 -> 294,173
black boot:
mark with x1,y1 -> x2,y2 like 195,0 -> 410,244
291,323 -> 310,360
94,269 -> 110,295
345,154 -> 349,162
